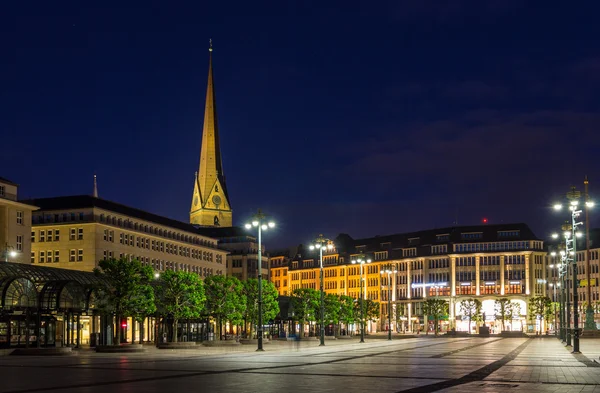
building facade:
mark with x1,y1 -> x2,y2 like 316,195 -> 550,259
195,227 -> 270,281
270,223 -> 548,334
26,195 -> 228,277
0,177 -> 38,264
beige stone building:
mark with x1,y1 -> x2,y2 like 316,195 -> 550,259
25,195 -> 228,276
270,224 -> 549,335
0,177 -> 38,264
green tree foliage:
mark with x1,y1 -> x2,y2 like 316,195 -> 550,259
338,295 -> 356,334
155,270 -> 206,342
290,288 -> 319,337
354,299 -> 380,335
395,303 -> 406,332
365,299 -> 380,322
204,275 -> 246,340
510,302 -> 522,325
529,296 -> 551,332
494,298 -> 513,331
93,257 -> 155,345
323,293 -> 341,326
459,298 -> 482,333
423,298 -> 449,335
242,279 -> 280,338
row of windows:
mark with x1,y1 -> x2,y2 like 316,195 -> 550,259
115,232 -> 222,263
32,228 -> 85,242
32,249 -> 83,263
34,212 -> 85,224
454,241 -> 539,252
428,272 -> 450,283
33,211 -> 219,248
431,245 -> 447,255
576,250 -> 600,261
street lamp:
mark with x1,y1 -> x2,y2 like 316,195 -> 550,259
380,264 -> 398,341
309,235 -> 334,346
553,230 -> 572,346
244,209 -> 276,352
351,253 -> 371,343
3,244 -> 17,262
554,186 -> 589,354
549,251 -> 560,337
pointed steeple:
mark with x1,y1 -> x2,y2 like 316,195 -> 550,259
190,40 -> 232,227
93,174 -> 98,198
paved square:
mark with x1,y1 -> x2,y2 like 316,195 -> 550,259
0,337 -> 599,392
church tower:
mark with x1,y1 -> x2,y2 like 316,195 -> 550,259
190,42 -> 232,227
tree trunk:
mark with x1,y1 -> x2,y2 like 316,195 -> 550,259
139,319 -> 144,344
173,318 -> 178,343
115,313 -> 121,345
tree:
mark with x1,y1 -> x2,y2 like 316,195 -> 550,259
155,270 -> 206,342
395,303 -> 406,332
459,298 -> 482,333
338,295 -> 356,335
290,288 -> 319,337
510,302 -> 522,327
423,298 -> 449,335
320,293 -> 341,336
494,298 -> 513,331
354,299 -> 380,335
242,279 -> 279,339
529,296 -> 551,333
93,257 -> 155,345
204,275 -> 246,340
548,302 -> 560,331
365,299 -> 380,323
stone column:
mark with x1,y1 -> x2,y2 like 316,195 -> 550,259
407,261 -> 412,332
525,254 -> 531,295
500,255 -> 505,295
451,257 -> 456,297
476,256 -> 481,296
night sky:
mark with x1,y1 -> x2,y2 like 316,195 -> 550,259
4,1 -> 600,250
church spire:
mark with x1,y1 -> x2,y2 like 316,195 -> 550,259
93,174 -> 98,198
190,40 -> 232,227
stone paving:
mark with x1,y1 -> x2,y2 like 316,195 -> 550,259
0,337 -> 599,392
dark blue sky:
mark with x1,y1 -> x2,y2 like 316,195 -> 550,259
4,1 -> 600,249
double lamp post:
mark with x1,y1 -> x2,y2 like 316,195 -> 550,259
244,209 -> 275,352
553,187 -> 594,354
309,235 -> 333,346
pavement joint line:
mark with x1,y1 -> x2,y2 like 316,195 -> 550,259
430,338 -> 505,358
395,338 -> 533,393
0,339 -> 477,393
238,370 -> 453,381
484,378 -> 600,385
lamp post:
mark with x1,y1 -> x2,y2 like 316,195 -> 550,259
549,251 -> 559,337
351,253 -> 371,343
583,177 -> 597,331
244,209 -> 275,352
3,244 -> 17,262
309,235 -> 333,346
554,189 -> 591,354
380,264 -> 398,341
